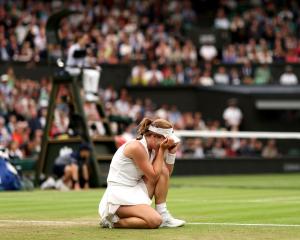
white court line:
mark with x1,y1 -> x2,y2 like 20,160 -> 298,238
1,220 -> 300,228
169,196 -> 300,203
0,219 -> 94,226
187,222 -> 300,227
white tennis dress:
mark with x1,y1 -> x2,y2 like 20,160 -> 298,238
99,136 -> 155,225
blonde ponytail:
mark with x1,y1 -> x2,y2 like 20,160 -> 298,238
136,118 -> 153,140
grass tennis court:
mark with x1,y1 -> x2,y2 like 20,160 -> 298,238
1,173 -> 300,240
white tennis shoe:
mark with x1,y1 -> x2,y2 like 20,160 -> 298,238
100,218 -> 114,228
160,211 -> 186,228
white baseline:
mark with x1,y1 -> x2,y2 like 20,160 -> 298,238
0,220 -> 300,228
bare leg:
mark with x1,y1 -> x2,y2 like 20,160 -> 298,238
115,205 -> 162,229
70,164 -> 80,190
115,217 -> 148,229
82,164 -> 89,189
144,164 -> 185,227
153,166 -> 169,204
63,165 -> 73,187
144,164 -> 169,204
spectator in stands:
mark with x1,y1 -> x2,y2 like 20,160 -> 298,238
16,41 -> 34,62
285,49 -> 299,63
241,60 -> 254,85
12,121 -> 29,146
28,108 -> 42,134
279,65 -> 298,85
223,98 -> 243,131
161,65 -> 176,86
168,105 -> 182,127
128,98 -> 143,121
254,64 -> 271,85
34,27 -> 47,60
236,139 -> 252,156
155,104 -> 169,120
182,112 -> 195,130
88,116 -> 106,138
229,67 -> 241,85
203,138 -> 214,157
182,40 -> 197,63
169,39 -> 183,63
114,88 -> 130,116
214,66 -> 230,85
199,41 -> 218,63
193,112 -> 206,130
119,32 -> 133,63
53,107 -> 69,137
20,134 -> 39,159
0,116 -> 10,146
211,139 -> 226,158
130,62 -> 148,86
8,140 -> 23,159
208,120 -> 222,131
199,70 -> 214,86
0,74 -> 12,98
257,39 -> 273,64
193,139 -> 205,158
38,107 -> 47,129
230,15 -> 246,43
185,62 -> 200,85
174,63 -> 186,84
273,39 -> 285,63
223,138 -> 237,157
6,114 -> 18,136
262,139 -> 279,158
214,8 -> 230,30
155,40 -> 172,65
182,138 -> 205,158
102,85 -> 118,103
0,38 -> 10,61
144,63 -> 163,86
53,143 -> 91,190
182,138 -> 197,158
236,44 -> 248,64
222,44 -> 237,63
249,138 -> 263,157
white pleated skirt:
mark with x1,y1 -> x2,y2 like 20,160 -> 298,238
98,179 -> 152,224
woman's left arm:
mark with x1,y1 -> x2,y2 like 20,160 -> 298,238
165,143 -> 179,175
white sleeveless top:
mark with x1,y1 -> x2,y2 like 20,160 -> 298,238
107,136 -> 155,187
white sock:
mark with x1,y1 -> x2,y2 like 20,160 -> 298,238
156,202 -> 167,214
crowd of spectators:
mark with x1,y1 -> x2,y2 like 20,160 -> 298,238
215,1 -> 300,65
0,67 -> 280,159
0,0 -> 197,64
99,86 -> 280,159
180,138 -> 279,159
1,0 -> 300,88
125,0 -> 300,87
129,60 -> 299,86
0,67 -> 48,160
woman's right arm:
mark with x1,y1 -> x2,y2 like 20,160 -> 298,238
124,139 -> 171,183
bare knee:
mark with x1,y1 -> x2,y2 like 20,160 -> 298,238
70,164 -> 78,172
64,166 -> 72,177
146,214 -> 162,229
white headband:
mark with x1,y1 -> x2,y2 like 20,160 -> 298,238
148,125 -> 180,143
148,125 -> 173,137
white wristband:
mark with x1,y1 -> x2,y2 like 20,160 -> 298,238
166,152 -> 176,165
